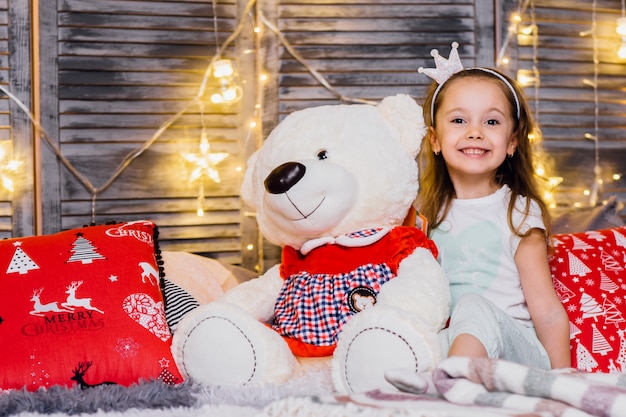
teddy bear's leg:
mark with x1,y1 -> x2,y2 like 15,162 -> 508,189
331,306 -> 440,394
171,301 -> 300,386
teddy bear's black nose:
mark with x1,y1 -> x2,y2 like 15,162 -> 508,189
264,162 -> 306,194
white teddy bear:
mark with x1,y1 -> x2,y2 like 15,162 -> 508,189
171,94 -> 450,394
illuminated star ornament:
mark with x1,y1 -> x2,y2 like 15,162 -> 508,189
181,130 -> 229,216
182,131 -> 229,185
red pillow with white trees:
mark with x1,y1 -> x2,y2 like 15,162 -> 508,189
550,225 -> 626,373
0,221 -> 182,390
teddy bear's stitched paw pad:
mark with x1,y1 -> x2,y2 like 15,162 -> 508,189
171,304 -> 257,386
171,302 -> 298,386
331,308 -> 438,394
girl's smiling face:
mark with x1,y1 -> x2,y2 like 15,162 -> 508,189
429,77 -> 518,193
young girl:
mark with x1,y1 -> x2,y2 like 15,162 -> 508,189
409,43 -> 570,384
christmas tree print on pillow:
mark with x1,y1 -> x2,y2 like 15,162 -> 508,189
66,232 -> 107,264
0,221 -> 182,390
7,241 -> 40,275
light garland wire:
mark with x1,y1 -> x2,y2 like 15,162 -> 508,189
615,0 -> 626,59
259,13 -> 376,105
496,0 -> 529,66
211,0 -> 220,55
251,0 -> 264,272
529,0 -> 540,123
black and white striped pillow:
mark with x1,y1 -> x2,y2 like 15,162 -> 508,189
162,279 -> 200,332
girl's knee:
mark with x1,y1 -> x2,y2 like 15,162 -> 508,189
449,294 -> 501,358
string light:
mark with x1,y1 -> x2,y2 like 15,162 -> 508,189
511,0 -> 556,209
517,69 -> 539,87
181,0 -> 239,217
496,1 -> 527,67
581,0 -> 602,207
0,0 -> 381,225
207,59 -> 243,104
501,0 -> 622,208
527,0 -> 540,123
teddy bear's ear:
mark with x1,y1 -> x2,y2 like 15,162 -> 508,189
240,151 -> 260,208
377,94 -> 426,158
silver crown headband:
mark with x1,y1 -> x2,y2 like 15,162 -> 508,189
418,42 -> 521,125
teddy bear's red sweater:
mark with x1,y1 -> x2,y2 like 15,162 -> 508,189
273,226 -> 438,357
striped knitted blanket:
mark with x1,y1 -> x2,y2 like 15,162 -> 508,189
432,356 -> 626,417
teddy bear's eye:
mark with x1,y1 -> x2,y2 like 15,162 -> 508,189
317,150 -> 328,160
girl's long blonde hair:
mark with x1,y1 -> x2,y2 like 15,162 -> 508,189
417,68 -> 552,240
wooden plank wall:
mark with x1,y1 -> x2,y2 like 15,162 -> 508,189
36,0 -> 252,264
507,0 -> 626,212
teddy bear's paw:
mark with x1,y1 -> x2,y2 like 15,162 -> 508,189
171,301 -> 299,386
331,307 -> 440,394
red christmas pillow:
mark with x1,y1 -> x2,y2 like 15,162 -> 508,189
0,220 -> 182,390
550,225 -> 626,373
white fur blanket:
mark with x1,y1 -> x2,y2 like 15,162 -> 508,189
6,358 -> 626,417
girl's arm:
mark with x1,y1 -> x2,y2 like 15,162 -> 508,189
516,228 -> 571,369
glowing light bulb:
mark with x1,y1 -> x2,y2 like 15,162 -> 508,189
548,177 -> 563,188
5,159 -> 21,172
2,177 -> 14,192
212,59 -> 234,78
535,162 -> 546,176
619,43 -> 626,59
221,87 -> 239,101
207,59 -> 243,103
0,141 -> 23,193
210,92 -> 224,104
617,17 -> 626,36
517,69 -> 538,87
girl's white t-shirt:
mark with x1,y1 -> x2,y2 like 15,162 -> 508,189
430,185 -> 545,326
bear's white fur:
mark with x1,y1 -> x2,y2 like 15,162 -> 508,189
171,94 -> 450,394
